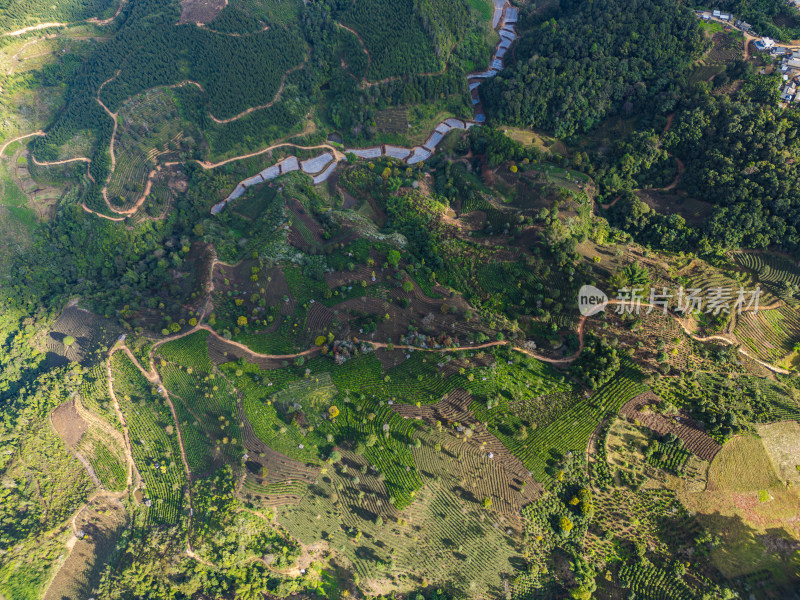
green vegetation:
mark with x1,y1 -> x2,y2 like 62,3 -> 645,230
111,352 -> 186,524
653,372 -> 800,442
713,0 -> 800,40
646,434 -> 690,475
87,440 -> 127,491
0,0 -> 115,34
3,0 -> 800,596
481,0 -> 707,137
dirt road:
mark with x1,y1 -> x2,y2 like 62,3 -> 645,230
0,130 -> 44,155
3,23 -> 68,36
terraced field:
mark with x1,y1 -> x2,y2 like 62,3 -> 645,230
475,362 -> 648,486
734,251 -> 800,297
620,392 -> 721,462
111,352 -> 186,524
106,90 -> 186,212
735,305 -> 800,363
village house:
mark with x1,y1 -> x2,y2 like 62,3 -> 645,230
782,83 -> 797,103
754,37 -> 775,52
784,56 -> 800,71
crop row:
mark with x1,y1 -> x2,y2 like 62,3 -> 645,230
158,362 -> 243,464
735,252 -> 800,288
328,402 -> 422,509
111,353 -> 186,524
157,331 -> 213,372
87,438 -> 127,492
647,439 -> 690,475
223,363 -> 329,464
79,365 -> 121,431
481,364 -> 648,487
735,306 -> 800,362
618,562 -> 695,600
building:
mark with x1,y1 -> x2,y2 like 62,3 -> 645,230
774,46 -> 791,56
735,20 -> 752,32
712,9 -> 721,17
719,12 -> 732,21
754,37 -> 775,51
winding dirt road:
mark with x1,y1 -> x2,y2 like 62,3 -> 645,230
31,155 -> 90,166
2,23 -> 68,36
336,22 -> 371,80
0,130 -> 45,155
97,71 -> 120,173
2,0 -> 126,37
661,156 -> 685,191
198,141 -> 343,169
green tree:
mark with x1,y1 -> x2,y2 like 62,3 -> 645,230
387,249 -> 401,268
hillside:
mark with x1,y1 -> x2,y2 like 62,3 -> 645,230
1,0 -> 800,599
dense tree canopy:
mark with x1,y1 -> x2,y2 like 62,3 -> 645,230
605,74 -> 800,258
480,0 -> 707,137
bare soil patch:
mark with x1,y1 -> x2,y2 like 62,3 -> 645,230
51,399 -> 89,448
179,0 -> 226,24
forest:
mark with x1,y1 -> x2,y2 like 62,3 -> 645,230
602,72 -> 800,258
30,0 -> 493,186
480,0 -> 708,137
0,0 -> 114,33
32,0 -> 305,174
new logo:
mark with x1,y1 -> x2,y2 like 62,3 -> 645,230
577,285 -> 608,316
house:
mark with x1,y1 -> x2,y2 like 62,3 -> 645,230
712,9 -> 721,17
700,11 -> 712,20
781,84 -> 796,102
735,20 -> 752,31
786,57 -> 800,70
720,13 -> 732,21
754,37 -> 775,51
774,46 -> 791,56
